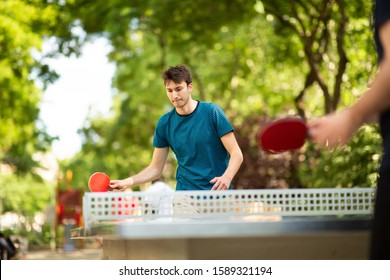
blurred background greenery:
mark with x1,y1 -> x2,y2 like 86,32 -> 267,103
0,0 -> 381,247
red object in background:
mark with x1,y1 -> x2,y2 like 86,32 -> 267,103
258,117 -> 308,153
56,204 -> 64,221
56,189 -> 82,226
88,172 -> 110,192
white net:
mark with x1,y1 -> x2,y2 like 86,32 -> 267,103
82,188 -> 375,230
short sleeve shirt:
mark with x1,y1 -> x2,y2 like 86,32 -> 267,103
153,101 -> 234,190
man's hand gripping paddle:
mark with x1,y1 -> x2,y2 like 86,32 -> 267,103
88,172 -> 110,192
258,117 -> 308,153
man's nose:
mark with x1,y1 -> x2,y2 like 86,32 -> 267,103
172,91 -> 179,98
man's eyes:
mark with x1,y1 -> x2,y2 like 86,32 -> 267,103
167,88 -> 182,92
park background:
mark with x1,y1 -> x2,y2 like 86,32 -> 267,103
0,0 -> 381,250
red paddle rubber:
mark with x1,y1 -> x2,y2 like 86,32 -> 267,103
259,118 -> 308,153
88,172 -> 110,192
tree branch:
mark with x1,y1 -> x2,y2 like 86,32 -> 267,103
332,0 -> 348,111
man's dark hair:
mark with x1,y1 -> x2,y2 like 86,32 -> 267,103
162,64 -> 192,85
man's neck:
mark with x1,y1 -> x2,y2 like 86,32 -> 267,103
176,99 -> 198,115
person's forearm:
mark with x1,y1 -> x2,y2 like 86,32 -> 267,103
351,21 -> 390,125
351,61 -> 390,125
109,163 -> 163,191
127,165 -> 162,187
222,149 -> 244,181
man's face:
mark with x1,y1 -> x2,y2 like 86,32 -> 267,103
165,80 -> 193,108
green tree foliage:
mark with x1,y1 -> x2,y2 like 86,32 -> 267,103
0,0 -> 83,173
259,0 -> 375,116
258,0 -> 379,188
299,125 -> 382,188
0,0 -> 86,225
0,172 -> 53,246
0,173 -> 51,217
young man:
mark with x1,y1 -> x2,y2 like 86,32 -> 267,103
309,0 -> 390,259
109,65 -> 243,191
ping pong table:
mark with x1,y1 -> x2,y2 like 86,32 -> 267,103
71,188 -> 375,260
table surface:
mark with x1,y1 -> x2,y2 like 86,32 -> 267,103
72,215 -> 371,240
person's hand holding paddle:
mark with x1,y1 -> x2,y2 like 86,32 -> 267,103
109,177 -> 134,192
308,108 -> 365,150
258,112 -> 365,153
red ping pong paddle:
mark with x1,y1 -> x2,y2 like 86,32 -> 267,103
88,172 -> 110,192
259,117 -> 308,153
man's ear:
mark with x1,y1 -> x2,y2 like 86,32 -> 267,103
188,83 -> 193,92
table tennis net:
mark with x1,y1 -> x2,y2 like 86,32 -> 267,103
82,188 -> 375,228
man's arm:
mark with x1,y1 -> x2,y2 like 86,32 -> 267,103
210,131 -> 243,190
109,147 -> 169,191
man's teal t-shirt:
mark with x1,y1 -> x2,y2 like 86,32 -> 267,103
153,101 -> 234,191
